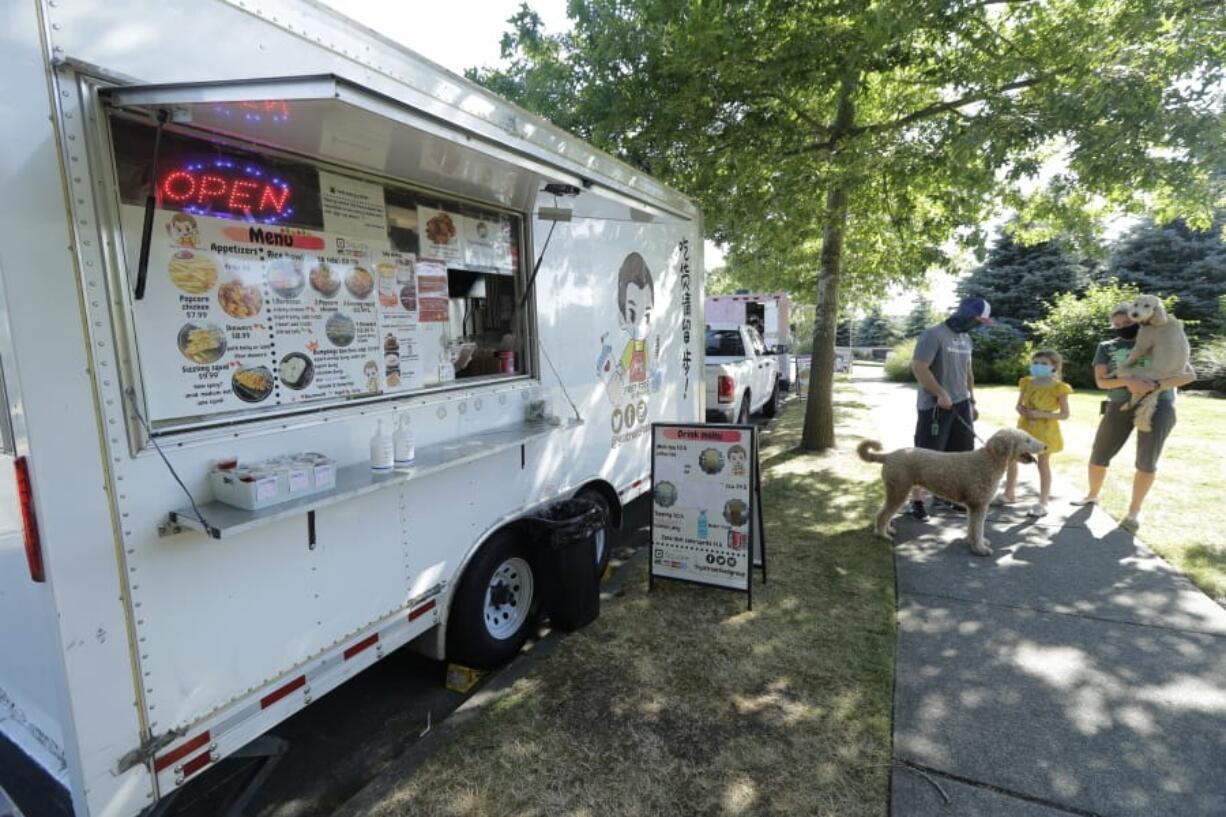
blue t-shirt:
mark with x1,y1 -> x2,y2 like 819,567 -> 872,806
1093,338 -> 1175,403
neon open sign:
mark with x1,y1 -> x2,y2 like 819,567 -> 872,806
159,158 -> 294,224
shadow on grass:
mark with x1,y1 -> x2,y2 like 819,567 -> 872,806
1183,544 -> 1226,602
366,399 -> 897,817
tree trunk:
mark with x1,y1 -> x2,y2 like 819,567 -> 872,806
801,80 -> 857,451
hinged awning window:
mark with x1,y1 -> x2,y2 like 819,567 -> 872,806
102,74 -> 692,220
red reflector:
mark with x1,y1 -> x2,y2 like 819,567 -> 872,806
717,375 -> 735,403
343,633 -> 379,660
260,675 -> 305,709
14,457 -> 43,583
180,750 -> 212,779
408,599 -> 436,621
154,730 -> 210,773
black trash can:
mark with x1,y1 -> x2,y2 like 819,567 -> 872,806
530,498 -> 605,631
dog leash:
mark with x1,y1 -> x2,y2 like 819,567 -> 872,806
934,405 -> 988,446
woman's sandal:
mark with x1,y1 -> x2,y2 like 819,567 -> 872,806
1070,497 -> 1098,506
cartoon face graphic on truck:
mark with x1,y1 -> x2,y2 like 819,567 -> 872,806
600,252 -> 662,443
166,212 -> 200,248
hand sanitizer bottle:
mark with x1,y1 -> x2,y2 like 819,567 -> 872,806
697,510 -> 709,540
394,413 -> 416,468
370,420 -> 393,472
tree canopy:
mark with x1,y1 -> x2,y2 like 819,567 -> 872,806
1106,215 -> 1226,336
957,231 -> 1095,330
471,0 -> 1226,448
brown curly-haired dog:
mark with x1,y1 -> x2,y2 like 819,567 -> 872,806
858,429 -> 1045,556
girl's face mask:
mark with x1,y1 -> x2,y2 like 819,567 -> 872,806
1030,363 -> 1054,378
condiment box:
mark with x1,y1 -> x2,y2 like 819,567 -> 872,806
210,453 -> 337,511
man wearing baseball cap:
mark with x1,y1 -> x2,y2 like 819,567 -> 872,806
907,297 -> 995,520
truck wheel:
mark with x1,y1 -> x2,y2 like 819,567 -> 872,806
762,379 -> 780,417
447,530 -> 537,669
736,395 -> 751,424
576,490 -> 614,580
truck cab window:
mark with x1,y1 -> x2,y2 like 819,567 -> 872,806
706,329 -> 745,357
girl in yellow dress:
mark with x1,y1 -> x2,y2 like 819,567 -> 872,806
1001,349 -> 1072,517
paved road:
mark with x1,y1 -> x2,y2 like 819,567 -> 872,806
853,368 -> 1226,816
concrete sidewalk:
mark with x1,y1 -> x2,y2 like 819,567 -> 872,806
852,370 -> 1226,816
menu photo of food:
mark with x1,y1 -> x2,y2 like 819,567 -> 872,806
177,322 -> 227,365
325,312 -> 356,347
267,257 -> 306,299
417,207 -> 463,261
218,279 -> 263,319
168,250 -> 219,295
346,266 -> 374,300
279,352 -> 315,390
426,211 -> 457,245
309,261 -> 343,298
231,365 -> 274,403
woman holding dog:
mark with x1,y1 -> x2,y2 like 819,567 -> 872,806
1073,303 -> 1197,532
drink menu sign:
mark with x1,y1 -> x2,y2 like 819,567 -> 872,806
650,423 -> 762,607
127,206 -> 449,424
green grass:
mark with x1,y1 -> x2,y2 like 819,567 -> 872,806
368,393 -> 897,817
974,384 -> 1226,603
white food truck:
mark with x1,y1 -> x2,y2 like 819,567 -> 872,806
0,2 -> 704,816
704,293 -> 795,387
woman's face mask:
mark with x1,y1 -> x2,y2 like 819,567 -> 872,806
1030,362 -> 1054,378
1115,323 -> 1140,340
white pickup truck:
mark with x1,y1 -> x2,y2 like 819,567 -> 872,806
705,324 -> 781,423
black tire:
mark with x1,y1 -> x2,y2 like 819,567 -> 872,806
576,490 -> 615,580
762,378 -> 780,417
736,394 -> 751,424
446,530 -> 537,670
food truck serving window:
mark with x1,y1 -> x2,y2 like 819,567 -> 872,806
107,116 -> 529,432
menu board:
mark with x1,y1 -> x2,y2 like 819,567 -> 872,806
128,206 -> 427,423
375,249 -> 424,392
650,424 -> 758,595
413,258 -> 454,386
419,206 -> 515,275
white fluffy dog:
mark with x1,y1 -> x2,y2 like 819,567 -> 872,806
1116,295 -> 1191,432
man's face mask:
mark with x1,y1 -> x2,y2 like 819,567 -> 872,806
946,314 -> 981,333
1115,323 -> 1140,340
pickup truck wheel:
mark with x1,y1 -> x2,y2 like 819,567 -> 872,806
736,395 -> 751,424
447,530 -> 537,669
575,489 -> 614,579
762,379 -> 780,418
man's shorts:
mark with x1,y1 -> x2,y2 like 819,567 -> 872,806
914,400 -> 976,453
1090,399 -> 1175,474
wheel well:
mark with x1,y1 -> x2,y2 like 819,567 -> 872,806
575,480 -> 624,530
